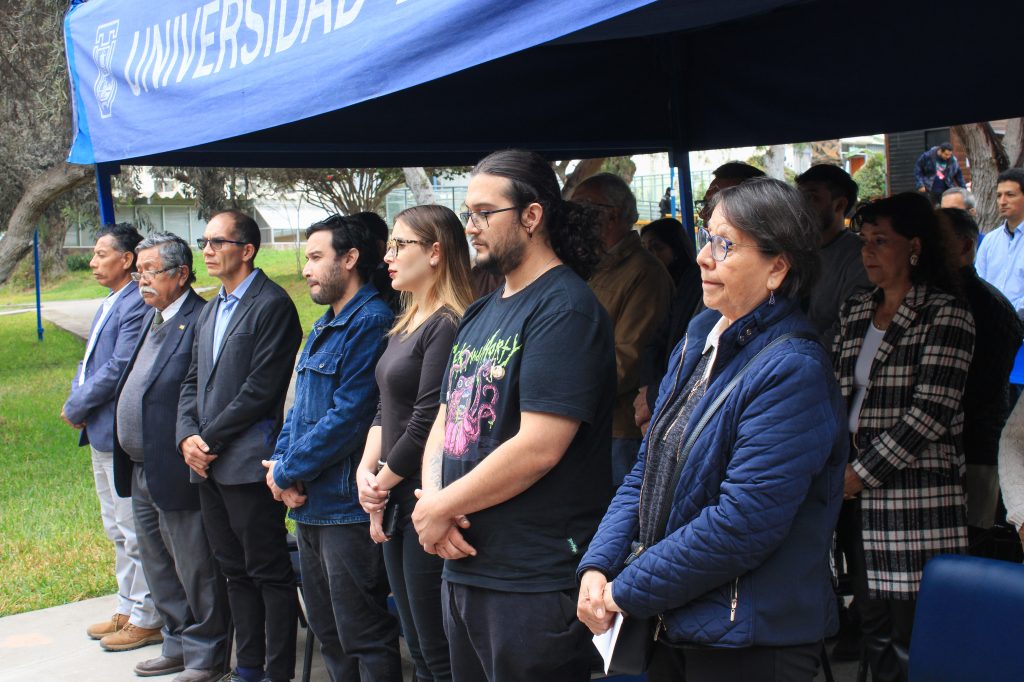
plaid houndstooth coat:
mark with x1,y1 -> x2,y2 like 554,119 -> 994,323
833,284 -> 973,599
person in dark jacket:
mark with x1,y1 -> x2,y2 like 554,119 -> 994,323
914,143 -> 965,206
940,207 -> 1023,533
634,218 -> 703,434
578,178 -> 846,682
834,195 -> 973,682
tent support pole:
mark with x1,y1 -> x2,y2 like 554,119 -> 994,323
670,147 -> 695,244
95,163 -> 119,225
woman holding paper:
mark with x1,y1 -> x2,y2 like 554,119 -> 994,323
576,178 -> 846,681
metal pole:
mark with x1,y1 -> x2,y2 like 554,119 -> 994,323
34,229 -> 43,342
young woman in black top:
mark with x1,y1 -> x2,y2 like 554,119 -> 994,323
357,204 -> 475,682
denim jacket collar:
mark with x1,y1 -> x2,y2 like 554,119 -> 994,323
311,283 -> 383,338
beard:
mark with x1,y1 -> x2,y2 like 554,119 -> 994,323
310,262 -> 346,305
477,235 -> 526,276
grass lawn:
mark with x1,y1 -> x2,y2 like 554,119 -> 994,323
0,314 -> 113,616
0,248 -> 327,334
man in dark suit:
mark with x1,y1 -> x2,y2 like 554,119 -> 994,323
177,210 -> 302,682
63,223 -> 161,646
111,233 -> 229,680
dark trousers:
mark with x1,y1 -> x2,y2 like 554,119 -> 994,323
382,487 -> 451,681
838,500 -> 916,682
297,522 -> 402,682
610,438 -> 642,489
198,479 -> 296,681
442,580 -> 592,682
133,466 -> 229,671
649,640 -> 820,681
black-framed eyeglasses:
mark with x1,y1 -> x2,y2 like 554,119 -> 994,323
850,202 -> 877,234
130,265 -> 181,282
385,238 -> 431,256
459,206 -> 520,230
697,227 -> 771,262
197,237 -> 247,251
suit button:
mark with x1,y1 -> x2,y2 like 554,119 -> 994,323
319,363 -> 325,369
206,385 -> 213,392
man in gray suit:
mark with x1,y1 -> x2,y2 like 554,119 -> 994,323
63,223 -> 162,647
112,233 -> 229,680
177,211 -> 302,682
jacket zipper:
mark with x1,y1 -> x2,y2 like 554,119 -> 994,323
638,336 -> 688,515
729,577 -> 739,622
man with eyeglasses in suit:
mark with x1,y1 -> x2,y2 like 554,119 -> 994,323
177,210 -> 303,682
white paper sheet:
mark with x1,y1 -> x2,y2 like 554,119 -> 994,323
592,612 -> 626,674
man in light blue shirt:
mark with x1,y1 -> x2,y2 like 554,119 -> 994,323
977,168 -> 1024,317
212,267 -> 259,362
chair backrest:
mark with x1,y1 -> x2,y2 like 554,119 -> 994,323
909,554 -> 1024,682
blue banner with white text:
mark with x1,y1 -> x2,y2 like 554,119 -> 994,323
64,0 -> 655,163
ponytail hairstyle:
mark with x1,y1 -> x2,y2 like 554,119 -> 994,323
471,149 -> 604,280
389,204 -> 476,336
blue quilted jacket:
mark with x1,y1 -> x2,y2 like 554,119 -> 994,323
577,297 -> 846,647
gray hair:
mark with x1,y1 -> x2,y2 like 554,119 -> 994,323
576,172 -> 639,226
707,177 -> 821,299
941,187 -> 976,209
135,231 -> 196,284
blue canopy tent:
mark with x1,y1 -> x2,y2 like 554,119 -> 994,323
65,0 -> 1024,225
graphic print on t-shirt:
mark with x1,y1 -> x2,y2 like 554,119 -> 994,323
444,330 -> 522,460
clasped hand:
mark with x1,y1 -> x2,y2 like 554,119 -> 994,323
411,488 -> 476,560
261,459 -> 307,509
180,434 -> 217,478
577,570 -> 624,635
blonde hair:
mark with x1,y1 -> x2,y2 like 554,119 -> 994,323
389,205 -> 475,336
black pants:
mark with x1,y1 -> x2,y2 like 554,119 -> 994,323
442,581 -> 592,682
649,641 -> 820,682
382,485 -> 450,681
198,479 -> 296,681
297,522 -> 402,682
838,500 -> 916,682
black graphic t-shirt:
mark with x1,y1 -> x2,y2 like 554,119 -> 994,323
440,265 -> 616,592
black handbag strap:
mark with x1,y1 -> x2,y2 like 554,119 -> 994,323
648,330 -> 819,542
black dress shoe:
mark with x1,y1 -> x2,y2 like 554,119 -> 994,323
134,656 -> 185,677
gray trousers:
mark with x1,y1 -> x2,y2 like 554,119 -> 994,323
132,464 -> 229,671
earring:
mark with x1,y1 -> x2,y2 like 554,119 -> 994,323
768,289 -> 776,306
527,229 -> 534,239
430,260 -> 438,267
910,254 -> 919,266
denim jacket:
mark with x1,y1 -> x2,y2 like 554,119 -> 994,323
272,283 -> 394,525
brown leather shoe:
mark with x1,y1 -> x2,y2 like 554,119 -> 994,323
100,623 -> 164,651
86,613 -> 129,640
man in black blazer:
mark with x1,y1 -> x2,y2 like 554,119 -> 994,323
177,211 -> 302,682
112,233 -> 229,680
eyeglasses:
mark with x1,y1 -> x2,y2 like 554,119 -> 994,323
385,238 -> 431,256
459,206 -> 519,230
130,265 -> 181,282
197,237 -> 247,251
697,227 -> 771,262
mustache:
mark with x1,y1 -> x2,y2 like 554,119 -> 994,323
140,286 -> 158,296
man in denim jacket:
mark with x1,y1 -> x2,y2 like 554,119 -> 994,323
264,214 -> 400,681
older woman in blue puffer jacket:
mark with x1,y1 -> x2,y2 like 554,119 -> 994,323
577,178 -> 847,682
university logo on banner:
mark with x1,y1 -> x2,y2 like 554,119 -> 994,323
93,20 -> 119,119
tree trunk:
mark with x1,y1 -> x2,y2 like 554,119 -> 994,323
954,122 -> 1011,232
403,167 -> 435,205
39,211 -> 70,278
1005,118 -> 1024,169
764,145 -> 786,180
810,139 -> 842,166
561,158 -> 606,198
0,162 -> 93,286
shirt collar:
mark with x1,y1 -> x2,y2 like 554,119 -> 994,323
703,315 -> 729,355
159,289 -> 191,322
218,268 -> 260,303
1002,220 -> 1024,238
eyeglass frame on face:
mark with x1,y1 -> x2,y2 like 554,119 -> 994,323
697,227 -> 772,262
196,237 -> 248,251
459,206 -> 520,230
385,237 -> 432,257
130,265 -> 182,282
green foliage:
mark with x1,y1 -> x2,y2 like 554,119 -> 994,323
853,151 -> 888,201
65,253 -> 91,271
0,316 -> 114,615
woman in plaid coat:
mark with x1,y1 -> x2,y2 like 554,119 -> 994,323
833,193 -> 973,682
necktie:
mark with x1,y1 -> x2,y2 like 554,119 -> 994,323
152,310 -> 164,328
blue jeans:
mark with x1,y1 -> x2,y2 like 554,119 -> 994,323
297,522 -> 402,682
611,438 -> 642,489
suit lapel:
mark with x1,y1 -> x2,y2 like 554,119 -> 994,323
209,271 -> 264,374
868,285 -> 924,383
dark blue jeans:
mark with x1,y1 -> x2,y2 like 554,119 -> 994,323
442,581 -> 593,682
382,484 -> 451,681
297,522 -> 402,682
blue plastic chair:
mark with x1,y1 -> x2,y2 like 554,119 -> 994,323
908,554 -> 1024,681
